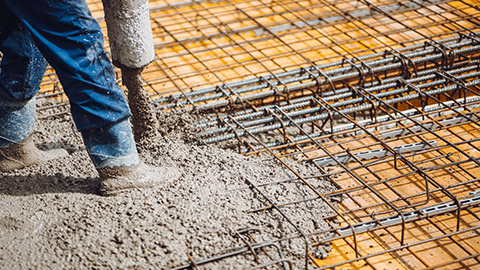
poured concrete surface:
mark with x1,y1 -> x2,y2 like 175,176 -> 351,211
0,111 -> 337,269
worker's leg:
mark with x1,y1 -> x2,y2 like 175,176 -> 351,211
1,0 -> 136,170
0,4 -> 67,172
0,0 -> 180,193
2,0 -> 131,132
0,2 -> 46,146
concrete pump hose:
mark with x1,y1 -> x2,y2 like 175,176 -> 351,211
102,0 -> 155,69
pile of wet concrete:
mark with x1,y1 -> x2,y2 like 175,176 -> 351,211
0,110 -> 336,269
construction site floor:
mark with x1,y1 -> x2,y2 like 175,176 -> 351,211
20,0 -> 480,269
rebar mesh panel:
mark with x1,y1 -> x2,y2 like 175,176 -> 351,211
37,0 -> 480,109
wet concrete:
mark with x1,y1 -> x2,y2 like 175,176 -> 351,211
0,110 -> 338,269
122,67 -> 160,144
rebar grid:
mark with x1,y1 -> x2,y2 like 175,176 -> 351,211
37,0 -> 480,111
35,0 -> 480,268
146,0 -> 480,102
189,33 -> 480,269
186,32 -> 480,265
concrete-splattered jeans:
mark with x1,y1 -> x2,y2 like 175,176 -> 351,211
0,0 -> 131,133
0,0 -> 139,169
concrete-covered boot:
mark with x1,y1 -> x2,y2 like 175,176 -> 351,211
81,118 -> 180,196
98,162 -> 180,196
0,98 -> 68,172
0,135 -> 68,172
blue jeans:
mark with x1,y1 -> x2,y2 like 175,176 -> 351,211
0,0 -> 131,132
0,0 -> 140,169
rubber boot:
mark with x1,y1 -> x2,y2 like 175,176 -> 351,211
81,118 -> 181,196
97,162 -> 181,196
0,98 -> 68,172
0,135 -> 68,172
